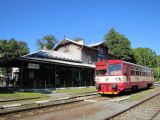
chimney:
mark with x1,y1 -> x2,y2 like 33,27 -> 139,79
77,39 -> 84,45
43,45 -> 47,50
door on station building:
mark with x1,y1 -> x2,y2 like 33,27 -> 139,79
39,66 -> 55,88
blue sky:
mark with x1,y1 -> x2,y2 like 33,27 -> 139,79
0,0 -> 160,54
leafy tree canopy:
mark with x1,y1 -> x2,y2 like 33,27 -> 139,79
36,35 -> 58,50
156,55 -> 160,67
133,47 -> 157,68
104,28 -> 134,62
0,38 -> 29,62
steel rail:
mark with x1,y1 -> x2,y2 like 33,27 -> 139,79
105,91 -> 160,120
0,93 -> 98,116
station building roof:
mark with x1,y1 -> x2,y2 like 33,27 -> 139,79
0,50 -> 95,69
24,50 -> 81,63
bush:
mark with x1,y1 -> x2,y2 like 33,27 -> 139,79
0,87 -> 15,93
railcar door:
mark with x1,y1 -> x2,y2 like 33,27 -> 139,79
126,65 -> 131,83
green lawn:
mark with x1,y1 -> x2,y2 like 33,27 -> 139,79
129,87 -> 160,101
55,87 -> 96,94
0,92 -> 47,100
0,87 -> 97,101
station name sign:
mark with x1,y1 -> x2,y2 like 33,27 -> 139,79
28,63 -> 40,69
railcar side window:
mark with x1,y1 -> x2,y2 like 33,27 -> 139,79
142,70 -> 146,76
131,67 -> 135,75
136,68 -> 140,76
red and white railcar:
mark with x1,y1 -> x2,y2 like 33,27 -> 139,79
95,60 -> 154,94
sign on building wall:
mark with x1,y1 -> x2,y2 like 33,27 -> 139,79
28,63 -> 40,69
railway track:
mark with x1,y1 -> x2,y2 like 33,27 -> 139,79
0,92 -> 98,114
0,94 -> 112,120
1,88 -> 160,120
107,92 -> 160,120
1,94 -> 131,120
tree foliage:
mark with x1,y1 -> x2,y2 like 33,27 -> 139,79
36,35 -> 58,50
133,47 -> 157,68
156,55 -> 160,67
104,28 -> 134,62
0,38 -> 29,62
153,55 -> 160,81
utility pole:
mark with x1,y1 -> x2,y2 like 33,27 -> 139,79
143,51 -> 146,67
144,56 -> 146,67
158,68 -> 160,81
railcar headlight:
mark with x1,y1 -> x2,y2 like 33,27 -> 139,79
115,77 -> 122,81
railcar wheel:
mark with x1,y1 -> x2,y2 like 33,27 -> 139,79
100,94 -> 106,97
131,86 -> 138,93
147,83 -> 153,88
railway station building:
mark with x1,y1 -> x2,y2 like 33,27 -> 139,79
0,38 -> 117,89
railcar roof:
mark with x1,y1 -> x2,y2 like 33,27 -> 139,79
122,61 -> 152,70
96,60 -> 152,70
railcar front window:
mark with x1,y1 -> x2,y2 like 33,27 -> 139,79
108,64 -> 122,75
96,70 -> 106,76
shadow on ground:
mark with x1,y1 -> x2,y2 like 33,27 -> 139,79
0,87 -> 15,93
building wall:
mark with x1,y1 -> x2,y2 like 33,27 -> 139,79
56,43 -> 98,64
18,61 -> 95,88
56,44 -> 82,61
92,45 -> 108,61
91,44 -> 118,61
82,48 -> 98,64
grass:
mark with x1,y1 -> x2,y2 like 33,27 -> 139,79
129,87 -> 160,101
0,92 -> 47,100
55,87 -> 97,94
0,87 -> 97,101
155,78 -> 160,81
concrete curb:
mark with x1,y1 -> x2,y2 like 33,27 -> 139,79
35,100 -> 49,104
2,104 -> 21,109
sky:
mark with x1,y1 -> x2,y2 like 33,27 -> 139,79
0,0 -> 160,54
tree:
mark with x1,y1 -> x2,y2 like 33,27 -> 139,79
0,38 -> 29,62
36,35 -> 58,50
0,40 -> 8,60
133,47 -> 157,68
0,38 -> 29,80
17,41 -> 29,55
153,55 -> 160,81
156,55 -> 160,67
104,28 -> 134,62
